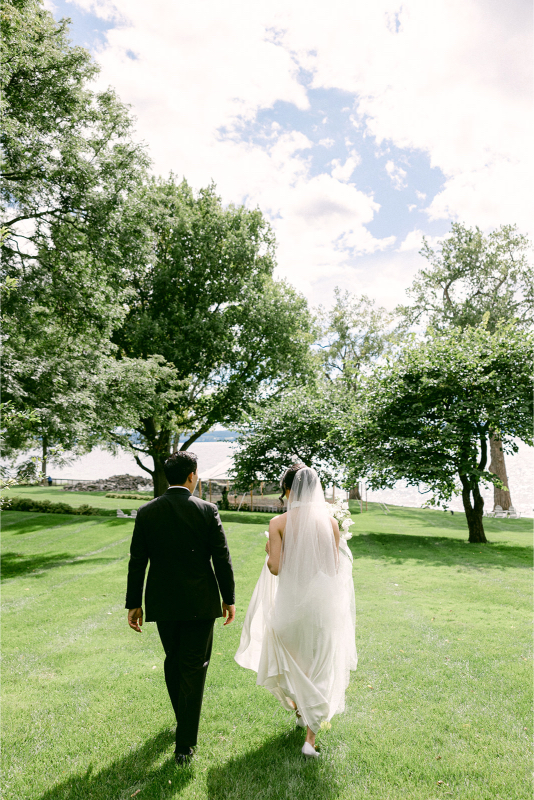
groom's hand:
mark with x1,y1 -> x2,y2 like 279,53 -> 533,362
222,603 -> 235,626
128,607 -> 143,632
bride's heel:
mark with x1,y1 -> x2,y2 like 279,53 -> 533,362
302,742 -> 320,758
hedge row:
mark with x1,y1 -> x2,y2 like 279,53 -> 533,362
6,497 -> 125,516
105,492 -> 150,500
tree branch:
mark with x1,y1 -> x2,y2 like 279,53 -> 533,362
134,454 -> 153,476
4,209 -> 58,227
442,280 -> 455,310
1,170 -> 41,181
458,471 -> 473,512
478,427 -> 488,471
180,422 -> 212,451
108,432 -> 149,457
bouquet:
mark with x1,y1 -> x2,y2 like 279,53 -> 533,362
329,497 -> 354,541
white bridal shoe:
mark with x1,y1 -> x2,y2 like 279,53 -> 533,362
302,742 -> 320,758
296,715 -> 306,729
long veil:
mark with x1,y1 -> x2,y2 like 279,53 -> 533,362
235,467 -> 357,732
278,466 -> 339,589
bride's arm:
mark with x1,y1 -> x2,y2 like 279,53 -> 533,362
330,517 -> 340,552
267,517 -> 284,575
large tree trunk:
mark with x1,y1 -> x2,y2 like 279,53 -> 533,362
349,484 -> 361,501
459,473 -> 488,544
489,435 -> 512,511
138,418 -> 171,497
41,434 -> 47,484
152,458 -> 168,497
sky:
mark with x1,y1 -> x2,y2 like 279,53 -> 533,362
46,0 -> 532,310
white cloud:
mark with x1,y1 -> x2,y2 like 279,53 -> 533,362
397,229 -> 424,252
276,0 -> 532,232
309,247 -> 422,311
62,0 -> 398,302
268,173 -> 394,296
385,159 -> 407,190
330,154 -> 361,181
397,229 -> 443,253
426,160 -> 532,231
63,0 -> 532,309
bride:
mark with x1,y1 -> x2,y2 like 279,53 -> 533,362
235,463 -> 357,758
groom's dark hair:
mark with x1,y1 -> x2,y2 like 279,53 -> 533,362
164,451 -> 198,485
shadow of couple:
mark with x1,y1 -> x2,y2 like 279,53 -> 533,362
37,726 -> 337,800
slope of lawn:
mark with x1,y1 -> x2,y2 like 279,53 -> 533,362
1,504 -> 532,800
4,486 -> 283,514
4,485 -> 153,511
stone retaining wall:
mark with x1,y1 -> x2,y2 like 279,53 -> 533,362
63,474 -> 153,493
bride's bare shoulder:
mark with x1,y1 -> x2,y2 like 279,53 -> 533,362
269,512 -> 287,531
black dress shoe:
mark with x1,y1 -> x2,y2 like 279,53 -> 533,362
174,748 -> 193,765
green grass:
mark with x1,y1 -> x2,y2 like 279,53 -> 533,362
1,504 -> 532,799
5,485 -> 153,510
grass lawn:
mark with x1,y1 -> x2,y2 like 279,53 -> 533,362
5,485 -> 153,511
5,487 -> 283,513
1,504 -> 532,799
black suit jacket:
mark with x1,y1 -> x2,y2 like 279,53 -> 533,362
125,488 -> 235,622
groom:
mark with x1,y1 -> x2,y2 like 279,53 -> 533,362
125,451 -> 236,764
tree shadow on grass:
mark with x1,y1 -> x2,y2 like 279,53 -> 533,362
353,503 -> 532,533
2,513 -> 133,536
349,532 -> 533,571
37,728 -> 187,800
207,728 -> 339,800
1,552 -> 119,580
1,513 -> 82,534
220,510 -> 274,526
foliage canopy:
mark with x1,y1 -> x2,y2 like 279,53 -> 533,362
339,322 -> 533,541
104,178 -> 315,494
398,223 -> 533,333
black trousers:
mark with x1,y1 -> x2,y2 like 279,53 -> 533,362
156,618 -> 215,753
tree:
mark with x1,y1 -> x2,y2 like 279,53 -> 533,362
339,323 -> 533,543
1,0 -> 149,472
106,177 -> 315,496
318,289 -> 401,497
1,315 -> 131,477
0,401 -> 41,501
1,0 -> 147,345
233,290 -> 398,495
1,331 -> 103,476
318,289 -> 398,388
2,0 -> 148,341
1,0 -> 148,278
231,386 -> 346,491
398,223 -> 533,510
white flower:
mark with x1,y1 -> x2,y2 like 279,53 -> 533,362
342,518 -> 353,530
264,530 -> 269,538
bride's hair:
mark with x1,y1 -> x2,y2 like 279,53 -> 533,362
279,462 -> 306,504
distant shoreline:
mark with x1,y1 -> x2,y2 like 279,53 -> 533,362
7,438 -> 533,518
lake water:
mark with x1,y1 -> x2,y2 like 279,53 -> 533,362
45,439 -> 533,517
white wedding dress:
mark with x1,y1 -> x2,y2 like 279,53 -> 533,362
235,467 -> 357,733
